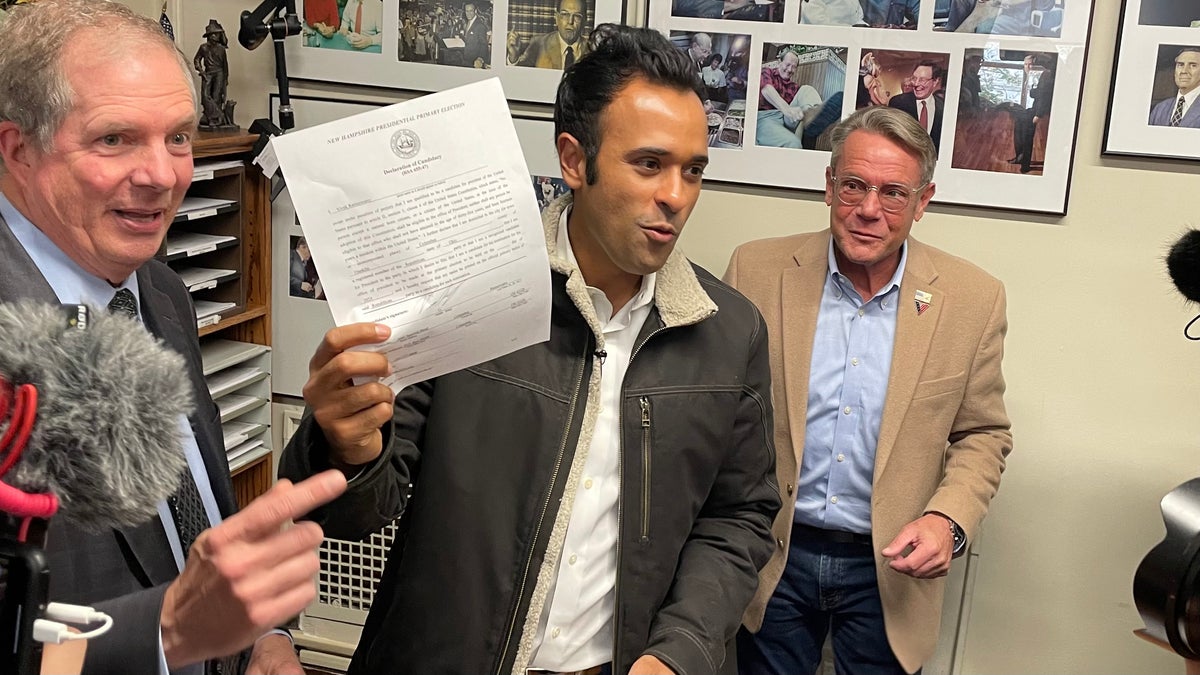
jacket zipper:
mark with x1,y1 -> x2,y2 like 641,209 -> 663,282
639,396 -> 651,541
611,326 -> 665,671
495,337 -> 591,674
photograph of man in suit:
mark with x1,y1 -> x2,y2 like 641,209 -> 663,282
1148,47 -> 1200,128
887,60 -> 945,151
0,2 -> 346,673
725,106 -> 1012,675
507,0 -> 590,69
460,1 -> 491,67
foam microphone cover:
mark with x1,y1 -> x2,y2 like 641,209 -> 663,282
1167,229 -> 1200,304
0,300 -> 192,531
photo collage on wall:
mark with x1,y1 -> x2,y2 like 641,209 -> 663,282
293,0 -> 624,103
1104,0 -> 1200,161
649,0 -> 1094,213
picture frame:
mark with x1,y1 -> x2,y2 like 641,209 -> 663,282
289,0 -> 625,104
267,93 -> 559,396
647,0 -> 1096,214
1103,0 -> 1200,160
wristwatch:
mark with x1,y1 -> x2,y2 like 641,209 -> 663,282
927,511 -> 967,558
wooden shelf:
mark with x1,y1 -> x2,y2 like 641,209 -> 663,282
188,129 -> 275,510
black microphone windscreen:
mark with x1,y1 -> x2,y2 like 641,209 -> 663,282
0,300 -> 191,531
1167,229 -> 1200,304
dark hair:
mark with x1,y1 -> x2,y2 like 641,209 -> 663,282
916,60 -> 944,83
706,53 -> 722,67
554,24 -> 704,185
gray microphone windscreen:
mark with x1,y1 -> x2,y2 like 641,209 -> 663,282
0,300 -> 192,531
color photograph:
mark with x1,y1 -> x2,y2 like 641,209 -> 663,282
507,0 -> 595,68
799,0 -> 918,29
1139,1 -> 1200,27
937,0 -> 1066,36
1147,45 -> 1200,128
857,49 -> 951,152
303,0 -> 384,53
671,30 -> 752,148
952,49 -> 1058,174
671,0 -> 783,22
755,44 -> 847,150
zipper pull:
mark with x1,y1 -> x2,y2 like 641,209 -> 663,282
640,397 -> 650,428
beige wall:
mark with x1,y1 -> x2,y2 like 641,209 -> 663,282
127,1 -> 1200,672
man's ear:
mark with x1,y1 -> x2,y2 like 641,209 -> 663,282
556,132 -> 587,190
0,121 -> 35,181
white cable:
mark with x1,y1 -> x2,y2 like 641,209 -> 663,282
32,603 -> 114,644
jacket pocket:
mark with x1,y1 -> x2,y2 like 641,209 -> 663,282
911,371 -> 967,400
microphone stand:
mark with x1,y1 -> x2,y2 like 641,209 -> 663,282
238,0 -> 300,200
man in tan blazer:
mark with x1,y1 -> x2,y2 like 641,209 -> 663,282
724,106 -> 1012,675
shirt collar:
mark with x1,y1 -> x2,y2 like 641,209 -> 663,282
0,192 -> 140,313
826,236 -> 907,302
1181,86 -> 1200,109
556,203 -> 656,313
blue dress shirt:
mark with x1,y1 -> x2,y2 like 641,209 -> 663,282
794,240 -> 907,535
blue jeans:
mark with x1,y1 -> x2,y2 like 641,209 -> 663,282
737,534 -> 909,675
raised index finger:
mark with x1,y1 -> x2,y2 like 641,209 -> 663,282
208,469 -> 348,545
309,323 -> 391,373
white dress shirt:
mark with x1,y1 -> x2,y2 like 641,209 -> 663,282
528,206 -> 657,671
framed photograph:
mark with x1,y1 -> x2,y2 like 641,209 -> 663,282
268,93 -> 560,396
290,0 -> 625,103
647,0 -> 1096,214
1104,0 -> 1200,159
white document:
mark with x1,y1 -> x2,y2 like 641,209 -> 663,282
271,78 -> 551,393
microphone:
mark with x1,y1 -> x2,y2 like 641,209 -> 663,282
1166,229 -> 1200,340
0,300 -> 191,532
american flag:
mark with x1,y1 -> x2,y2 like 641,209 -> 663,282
159,3 -> 174,41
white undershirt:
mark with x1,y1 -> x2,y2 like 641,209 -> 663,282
528,206 -> 656,671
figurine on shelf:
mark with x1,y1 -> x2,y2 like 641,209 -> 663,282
194,19 -> 238,129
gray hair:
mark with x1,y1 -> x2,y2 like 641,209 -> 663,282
0,0 -> 195,168
828,106 -> 937,185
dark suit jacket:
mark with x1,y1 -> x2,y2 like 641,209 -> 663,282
460,16 -> 489,66
888,91 -> 944,151
0,214 -> 237,675
1149,92 -> 1200,127
513,31 -> 588,69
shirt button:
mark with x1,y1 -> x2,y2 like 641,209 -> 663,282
552,627 -> 561,638
837,453 -> 845,462
830,496 -> 839,504
786,483 -> 794,496
851,357 -> 859,366
584,478 -> 593,489
569,554 -> 577,565
858,308 -> 865,317
843,406 -> 852,415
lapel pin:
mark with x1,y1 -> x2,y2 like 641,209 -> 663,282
914,290 -> 932,316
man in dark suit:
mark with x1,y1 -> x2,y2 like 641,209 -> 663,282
507,0 -> 589,69
1010,53 -> 1055,174
1149,48 -> 1200,128
887,61 -> 944,152
460,2 -> 491,68
0,2 -> 345,674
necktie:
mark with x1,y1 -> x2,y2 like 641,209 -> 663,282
108,289 -> 211,557
919,99 -> 929,131
564,45 -> 575,69
1171,95 -> 1186,127
354,0 -> 362,32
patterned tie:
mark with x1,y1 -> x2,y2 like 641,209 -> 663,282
108,289 -> 211,558
919,99 -> 929,132
1171,95 -> 1186,127
564,45 -> 575,69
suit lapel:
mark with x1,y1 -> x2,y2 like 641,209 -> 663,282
874,239 -> 941,481
782,232 -> 831,469
0,214 -> 57,303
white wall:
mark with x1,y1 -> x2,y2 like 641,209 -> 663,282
131,1 -> 1200,671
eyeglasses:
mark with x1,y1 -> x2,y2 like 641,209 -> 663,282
556,10 -> 585,22
910,76 -> 937,85
832,175 -> 928,213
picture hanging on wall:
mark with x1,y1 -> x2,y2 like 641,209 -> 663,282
290,0 -> 626,103
647,0 -> 1096,214
1103,0 -> 1200,160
